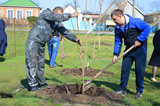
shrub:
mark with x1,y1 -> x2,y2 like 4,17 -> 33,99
27,16 -> 38,27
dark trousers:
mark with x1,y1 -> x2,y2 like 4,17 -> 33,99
119,44 -> 147,93
26,38 -> 46,87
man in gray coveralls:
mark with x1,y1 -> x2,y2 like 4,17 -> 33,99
26,7 -> 81,91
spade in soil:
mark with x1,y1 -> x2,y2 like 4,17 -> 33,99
83,45 -> 135,92
36,84 -> 122,105
0,86 -> 24,98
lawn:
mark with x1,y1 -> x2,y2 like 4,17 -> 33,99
0,30 -> 159,106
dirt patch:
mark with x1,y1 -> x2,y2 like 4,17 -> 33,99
36,84 -> 122,105
0,93 -> 13,98
91,42 -> 112,46
59,68 -> 114,77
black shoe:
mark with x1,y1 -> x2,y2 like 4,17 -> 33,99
31,86 -> 40,92
49,65 -> 57,68
113,90 -> 127,96
40,83 -> 48,88
135,92 -> 142,99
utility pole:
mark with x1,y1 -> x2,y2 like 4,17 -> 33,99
132,0 -> 136,17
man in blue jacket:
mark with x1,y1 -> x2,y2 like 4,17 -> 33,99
47,7 -> 70,68
111,9 -> 151,98
26,7 -> 81,92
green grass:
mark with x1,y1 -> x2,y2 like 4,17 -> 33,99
0,30 -> 160,106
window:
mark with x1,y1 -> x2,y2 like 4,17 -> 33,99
17,10 -> 23,19
86,18 -> 90,22
82,17 -> 85,21
26,10 -> 32,18
93,18 -> 98,21
7,9 -> 13,19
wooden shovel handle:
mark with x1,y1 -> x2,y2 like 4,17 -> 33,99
61,41 -> 64,53
89,45 -> 135,82
117,45 -> 135,60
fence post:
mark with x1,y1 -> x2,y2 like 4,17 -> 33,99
14,18 -> 16,57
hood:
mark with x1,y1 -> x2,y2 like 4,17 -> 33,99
0,19 -> 6,30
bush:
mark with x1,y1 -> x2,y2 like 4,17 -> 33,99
27,16 -> 38,27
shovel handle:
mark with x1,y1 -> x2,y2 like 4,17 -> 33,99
89,45 -> 135,82
117,45 -> 135,60
61,41 -> 64,53
10,86 -> 24,95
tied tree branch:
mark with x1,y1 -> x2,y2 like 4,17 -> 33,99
74,0 -> 85,94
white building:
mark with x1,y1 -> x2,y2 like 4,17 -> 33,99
123,0 -> 144,20
108,0 -> 144,20
63,4 -> 99,24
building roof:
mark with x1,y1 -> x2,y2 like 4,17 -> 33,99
145,11 -> 160,16
107,0 -> 144,16
83,14 -> 99,19
0,0 -> 39,8
127,0 -> 144,15
64,4 -> 75,10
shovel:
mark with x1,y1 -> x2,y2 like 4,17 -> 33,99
0,86 -> 24,98
83,45 -> 135,92
60,41 -> 67,59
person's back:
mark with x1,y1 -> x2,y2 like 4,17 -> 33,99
27,8 -> 71,44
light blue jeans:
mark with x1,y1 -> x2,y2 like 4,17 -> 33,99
47,37 -> 60,66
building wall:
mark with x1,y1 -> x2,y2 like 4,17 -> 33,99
64,5 -> 81,14
0,6 -> 40,18
62,18 -> 77,30
64,5 -> 75,14
124,2 -> 144,20
63,6 -> 82,30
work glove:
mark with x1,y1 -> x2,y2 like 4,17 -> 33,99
76,39 -> 82,46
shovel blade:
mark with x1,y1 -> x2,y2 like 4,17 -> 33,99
60,53 -> 67,59
83,80 -> 92,92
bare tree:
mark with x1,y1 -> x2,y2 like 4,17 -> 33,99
115,0 -> 127,11
150,1 -> 160,13
98,0 -> 104,50
31,0 -> 43,9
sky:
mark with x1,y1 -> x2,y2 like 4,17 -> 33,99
0,0 -> 160,14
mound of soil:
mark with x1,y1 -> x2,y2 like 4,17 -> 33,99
59,68 -> 114,77
91,42 -> 112,46
36,84 -> 122,105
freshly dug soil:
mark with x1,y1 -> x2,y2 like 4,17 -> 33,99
91,42 -> 112,46
0,93 -> 13,98
36,84 -> 122,105
59,68 -> 114,77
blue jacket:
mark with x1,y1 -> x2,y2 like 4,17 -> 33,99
113,14 -> 151,56
0,19 -> 7,56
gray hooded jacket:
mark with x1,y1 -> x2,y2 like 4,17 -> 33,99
27,8 -> 77,44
